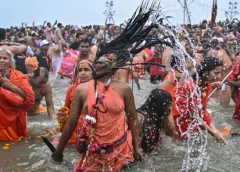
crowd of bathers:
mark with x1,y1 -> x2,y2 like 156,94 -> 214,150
0,13 -> 240,171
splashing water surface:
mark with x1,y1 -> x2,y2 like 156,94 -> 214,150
0,74 -> 240,172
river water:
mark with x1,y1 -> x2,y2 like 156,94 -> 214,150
1,74 -> 240,172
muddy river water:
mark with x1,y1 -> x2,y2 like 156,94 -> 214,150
1,75 -> 240,172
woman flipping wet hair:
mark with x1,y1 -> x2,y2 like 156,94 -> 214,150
137,89 -> 175,153
171,56 -> 228,144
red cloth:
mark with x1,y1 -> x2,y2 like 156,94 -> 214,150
228,61 -> 240,120
161,70 -> 180,93
0,68 -> 35,140
144,48 -> 153,58
146,52 -> 168,80
146,52 -> 164,76
170,78 -> 212,139
228,61 -> 240,81
233,92 -> 240,120
129,59 -> 145,79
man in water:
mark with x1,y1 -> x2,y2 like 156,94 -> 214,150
208,38 -> 233,107
78,39 -> 94,61
28,67 -> 54,120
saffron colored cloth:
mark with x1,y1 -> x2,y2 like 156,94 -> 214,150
64,81 -> 85,143
228,61 -> 240,120
74,80 -> 133,172
170,79 -> 212,139
161,70 -> 180,93
0,68 -> 35,141
34,105 -> 47,114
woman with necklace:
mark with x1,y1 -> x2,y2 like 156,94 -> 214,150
52,53 -> 142,171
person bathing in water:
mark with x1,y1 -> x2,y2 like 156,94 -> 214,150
52,53 -> 143,171
27,67 -> 54,120
138,89 -> 176,153
170,57 -> 227,144
55,60 -> 95,143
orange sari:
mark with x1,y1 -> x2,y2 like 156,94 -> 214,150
0,68 -> 35,141
74,80 -> 133,171
64,82 -> 85,143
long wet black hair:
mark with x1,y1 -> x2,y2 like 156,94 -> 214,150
92,0 -> 173,80
137,89 -> 172,153
192,56 -> 223,85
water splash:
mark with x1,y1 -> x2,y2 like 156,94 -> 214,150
151,13 -> 210,171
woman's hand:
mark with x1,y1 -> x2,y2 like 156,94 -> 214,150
0,77 -> 14,90
214,130 -> 227,145
51,150 -> 63,162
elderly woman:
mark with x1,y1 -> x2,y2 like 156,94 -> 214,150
54,60 -> 95,144
0,48 -> 35,141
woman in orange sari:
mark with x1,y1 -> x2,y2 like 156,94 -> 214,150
52,53 -> 142,171
0,48 -> 35,141
55,60 -> 94,143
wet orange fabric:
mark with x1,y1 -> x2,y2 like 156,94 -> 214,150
74,80 -> 133,171
161,70 -> 180,93
34,105 -> 47,114
64,82 -> 85,143
170,79 -> 212,139
64,82 -> 79,109
0,68 -> 35,141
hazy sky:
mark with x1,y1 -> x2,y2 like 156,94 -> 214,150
0,0 -> 239,27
